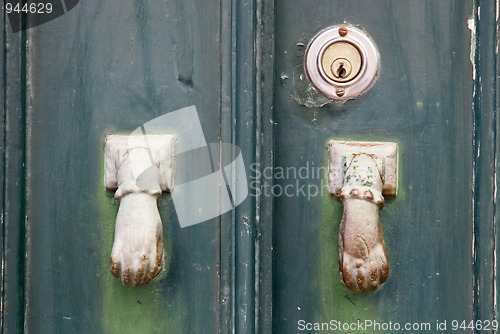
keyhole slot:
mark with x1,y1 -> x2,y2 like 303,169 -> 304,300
337,63 -> 347,78
330,57 -> 353,82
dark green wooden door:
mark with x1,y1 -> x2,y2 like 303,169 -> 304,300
272,1 -> 488,333
2,0 -> 498,333
3,1 -> 227,333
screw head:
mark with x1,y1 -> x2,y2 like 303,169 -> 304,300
336,88 -> 345,97
339,26 -> 348,37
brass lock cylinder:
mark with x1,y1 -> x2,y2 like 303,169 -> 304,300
305,25 -> 380,100
321,42 -> 363,83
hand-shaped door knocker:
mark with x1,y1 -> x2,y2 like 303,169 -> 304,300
328,141 -> 398,292
104,135 -> 174,286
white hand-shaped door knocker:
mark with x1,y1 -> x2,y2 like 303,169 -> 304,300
328,141 -> 398,292
104,135 -> 174,286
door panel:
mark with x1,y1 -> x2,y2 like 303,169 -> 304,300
273,1 -> 475,332
5,1 -> 224,333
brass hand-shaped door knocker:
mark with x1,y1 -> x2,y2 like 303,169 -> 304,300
328,141 -> 398,292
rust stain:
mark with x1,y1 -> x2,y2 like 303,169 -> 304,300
356,270 -> 366,288
110,259 -> 120,278
134,268 -> 145,286
122,267 -> 131,285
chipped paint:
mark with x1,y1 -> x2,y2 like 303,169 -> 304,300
468,16 -> 477,81
470,2 -> 479,320
291,80 -> 332,108
289,42 -> 332,108
242,216 -> 251,234
328,140 -> 398,197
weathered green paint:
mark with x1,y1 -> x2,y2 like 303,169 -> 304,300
472,0 -> 498,324
3,1 -> 224,333
273,0 -> 477,332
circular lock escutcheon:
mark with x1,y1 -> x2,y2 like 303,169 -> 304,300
305,25 -> 380,100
